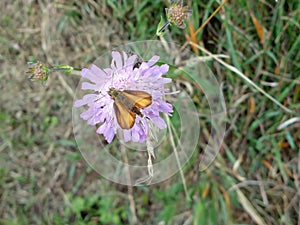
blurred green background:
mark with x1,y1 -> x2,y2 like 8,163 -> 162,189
0,0 -> 299,224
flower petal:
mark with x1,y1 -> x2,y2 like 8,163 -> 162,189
90,65 -> 108,80
81,82 -> 98,90
74,94 -> 98,107
123,130 -> 131,142
151,116 -> 167,129
111,51 -> 123,70
147,55 -> 160,67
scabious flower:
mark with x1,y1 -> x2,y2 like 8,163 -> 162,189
27,61 -> 50,82
74,51 -> 173,143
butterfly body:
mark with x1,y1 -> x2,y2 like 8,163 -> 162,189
108,88 -> 152,129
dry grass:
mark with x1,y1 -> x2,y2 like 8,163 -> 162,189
0,0 -> 299,224
0,0 -> 124,223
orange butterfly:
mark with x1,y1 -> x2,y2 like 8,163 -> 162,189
108,88 -> 152,129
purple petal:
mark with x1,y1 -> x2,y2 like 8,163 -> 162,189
125,55 -> 137,69
81,82 -> 97,90
122,51 -> 129,63
97,122 -> 107,134
131,128 -> 139,142
81,68 -> 106,84
138,127 -> 148,142
74,94 -> 98,107
151,116 -> 167,129
123,130 -> 131,142
80,107 -> 95,120
90,64 -> 106,76
158,100 -> 173,114
111,51 -> 123,70
105,127 -> 115,143
97,122 -> 115,143
160,64 -> 169,74
81,68 -> 90,78
147,55 -> 159,67
104,68 -> 113,76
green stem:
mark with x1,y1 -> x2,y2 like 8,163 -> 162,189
72,67 -> 82,71
50,68 -> 69,72
143,34 -> 158,59
50,64 -> 82,75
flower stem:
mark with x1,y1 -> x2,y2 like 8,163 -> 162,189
50,64 -> 82,75
143,34 -> 159,59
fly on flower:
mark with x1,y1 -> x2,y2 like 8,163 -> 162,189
108,88 -> 152,129
126,51 -> 143,69
74,51 -> 173,143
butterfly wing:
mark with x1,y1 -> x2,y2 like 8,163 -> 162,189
122,90 -> 152,109
113,100 -> 136,129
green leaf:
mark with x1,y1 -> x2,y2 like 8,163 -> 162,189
156,16 -> 169,36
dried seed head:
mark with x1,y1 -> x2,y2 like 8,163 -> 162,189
27,61 -> 49,82
166,1 -> 192,29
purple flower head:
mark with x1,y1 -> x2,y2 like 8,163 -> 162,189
74,51 -> 173,143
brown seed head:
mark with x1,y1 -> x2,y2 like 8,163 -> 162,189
27,62 -> 49,82
166,1 -> 191,29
